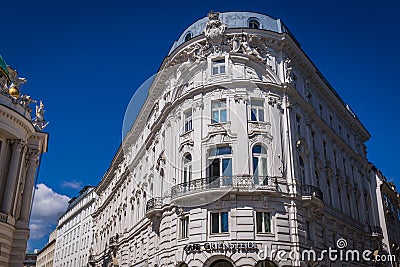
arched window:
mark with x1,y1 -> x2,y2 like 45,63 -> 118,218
182,153 -> 192,185
248,18 -> 260,29
184,32 -> 192,42
252,145 -> 268,185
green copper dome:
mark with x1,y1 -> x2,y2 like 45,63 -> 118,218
0,55 -> 10,85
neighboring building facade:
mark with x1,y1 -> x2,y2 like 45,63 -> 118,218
23,250 -> 38,267
0,55 -> 48,266
54,186 -> 97,267
37,229 -> 57,267
88,11 -> 386,267
374,166 -> 400,266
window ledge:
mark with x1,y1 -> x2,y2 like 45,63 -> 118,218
248,120 -> 270,124
180,129 -> 193,137
256,232 -> 275,237
209,233 -> 230,237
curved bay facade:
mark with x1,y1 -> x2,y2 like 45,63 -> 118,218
0,56 -> 48,266
89,12 -> 382,267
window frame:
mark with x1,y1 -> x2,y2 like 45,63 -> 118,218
255,211 -> 272,234
183,109 -> 192,132
249,99 -> 265,122
179,215 -> 189,239
182,153 -> 192,185
210,211 -> 229,234
211,58 -> 226,76
211,99 -> 227,124
252,145 -> 268,184
208,145 -> 233,178
248,18 -> 260,29
184,32 -> 192,42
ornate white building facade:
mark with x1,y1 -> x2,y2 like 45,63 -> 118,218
374,166 -> 400,266
37,229 -> 57,267
54,186 -> 97,267
88,12 -> 385,267
0,55 -> 48,266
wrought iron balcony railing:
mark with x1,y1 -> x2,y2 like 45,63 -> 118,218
146,197 -> 164,213
171,175 -> 280,199
301,184 -> 323,201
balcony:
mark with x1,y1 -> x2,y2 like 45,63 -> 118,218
301,185 -> 323,200
370,225 -> 383,238
145,197 -> 164,218
301,185 -> 323,211
170,176 -> 280,205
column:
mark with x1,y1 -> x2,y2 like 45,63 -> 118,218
1,140 -> 23,214
20,148 -> 39,221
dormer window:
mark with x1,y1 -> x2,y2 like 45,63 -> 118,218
248,18 -> 260,29
184,32 -> 192,42
212,58 -> 225,75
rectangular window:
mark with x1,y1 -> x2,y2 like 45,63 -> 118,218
184,109 -> 192,132
211,100 -> 227,123
306,221 -> 312,240
212,59 -> 226,75
179,216 -> 189,239
296,115 -> 301,135
250,99 -> 265,122
211,212 -> 229,234
256,212 -> 271,233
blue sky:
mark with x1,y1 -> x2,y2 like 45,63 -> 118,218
2,0 -> 399,250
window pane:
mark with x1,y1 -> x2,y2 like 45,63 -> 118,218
222,158 -> 232,177
212,111 -> 219,123
253,157 -> 259,176
220,109 -> 227,122
251,108 -> 257,121
252,100 -> 263,107
256,212 -> 262,233
258,109 -> 264,122
183,167 -> 187,183
264,213 -> 271,232
211,213 -> 219,233
221,212 -> 229,232
252,145 -> 262,154
262,158 -> 268,177
217,146 -> 232,155
213,67 -> 218,75
220,65 -> 225,74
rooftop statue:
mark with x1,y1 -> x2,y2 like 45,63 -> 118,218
33,100 -> 49,131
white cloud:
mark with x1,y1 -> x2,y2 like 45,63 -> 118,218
61,180 -> 82,190
29,184 -> 70,241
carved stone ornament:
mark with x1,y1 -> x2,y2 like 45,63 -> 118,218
284,57 -> 293,83
229,33 -> 269,63
204,11 -> 227,53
